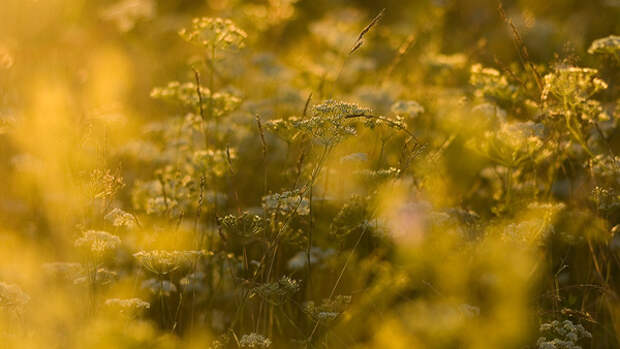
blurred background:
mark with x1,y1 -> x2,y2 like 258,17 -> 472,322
0,0 -> 619,348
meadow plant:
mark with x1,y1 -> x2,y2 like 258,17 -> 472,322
0,1 -> 619,348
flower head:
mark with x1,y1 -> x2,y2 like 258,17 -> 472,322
133,250 -> 209,275
239,333 -> 271,348
179,17 -> 247,50
74,230 -> 121,256
588,35 -> 620,58
105,297 -> 150,316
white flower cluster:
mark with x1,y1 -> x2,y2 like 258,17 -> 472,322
178,17 -> 247,50
503,219 -> 553,245
537,320 -> 591,349
89,168 -> 125,200
591,186 -> 619,212
265,100 -> 373,146
74,230 -> 121,256
354,167 -> 401,181
264,117 -> 301,141
469,121 -> 546,167
262,190 -> 309,216
239,333 -> 272,348
219,213 -> 265,239
590,154 -> 620,181
150,81 -> 241,118
502,202 -> 565,243
312,99 -> 371,118
150,81 -> 208,104
105,297 -> 150,314
252,276 -> 300,300
192,148 -> 236,177
587,35 -> 620,57
542,67 -> 607,103
134,250 -> 209,275
105,208 -> 137,229
470,63 -> 517,101
303,295 -> 352,323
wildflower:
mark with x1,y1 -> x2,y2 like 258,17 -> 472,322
537,319 -> 591,349
239,333 -> 271,348
542,66 -> 607,104
133,250 -> 209,275
105,297 -> 150,315
354,167 -> 401,181
313,99 -> 371,118
281,100 -> 373,145
178,17 -> 247,50
591,186 -> 619,212
251,276 -> 300,300
471,63 -> 500,77
104,208 -> 137,229
150,81 -> 241,117
470,63 -> 519,104
587,35 -> 620,58
590,154 -> 620,181
74,230 -> 121,256
218,213 -> 265,239
89,168 -> 125,200
264,117 -> 302,141
262,190 -> 309,216
469,121 -> 545,167
503,219 -> 553,244
303,295 -> 351,323
331,196 -> 372,239
193,149 -> 236,176
317,311 -> 339,321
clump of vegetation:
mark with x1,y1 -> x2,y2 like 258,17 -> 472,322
0,0 -> 619,348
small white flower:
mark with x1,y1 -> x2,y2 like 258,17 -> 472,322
74,230 -> 121,255
239,333 -> 271,348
